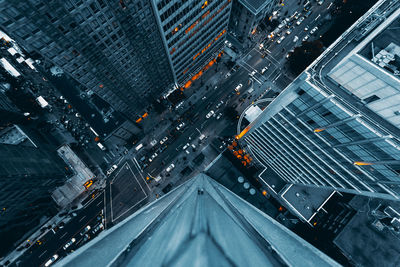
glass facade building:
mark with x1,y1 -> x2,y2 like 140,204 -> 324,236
0,0 -> 174,118
243,0 -> 400,200
0,143 -> 69,252
152,0 -> 232,85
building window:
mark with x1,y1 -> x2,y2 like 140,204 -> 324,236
363,94 -> 380,104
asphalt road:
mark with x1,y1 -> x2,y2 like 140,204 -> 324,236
11,2 -> 338,266
14,193 -> 104,267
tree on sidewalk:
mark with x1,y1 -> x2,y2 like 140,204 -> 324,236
224,106 -> 239,122
288,40 -> 323,75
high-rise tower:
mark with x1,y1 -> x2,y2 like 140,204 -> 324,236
241,0 -> 400,200
57,174 -> 339,267
152,0 -> 232,87
0,0 -> 175,118
0,142 -> 69,255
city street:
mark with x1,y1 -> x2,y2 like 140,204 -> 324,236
9,2 -> 339,266
14,193 -> 104,267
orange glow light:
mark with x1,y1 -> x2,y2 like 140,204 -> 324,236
136,117 -> 143,123
236,126 -> 250,140
142,112 -> 148,118
99,84 -> 104,88
262,190 -> 267,196
314,128 -> 325,133
184,80 -> 192,88
354,161 -> 372,166
94,136 -> 100,142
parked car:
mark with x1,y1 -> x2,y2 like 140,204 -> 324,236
44,254 -> 59,266
216,100 -> 224,109
310,26 -> 318,35
296,17 -> 305,25
80,225 -> 91,236
183,143 -> 190,150
285,29 -> 292,35
91,223 -> 104,235
235,84 -> 243,92
106,164 -> 118,176
277,36 -> 285,44
224,40 -> 232,48
166,163 -> 175,172
63,238 -> 76,250
176,122 -> 185,131
206,110 -> 215,119
261,66 -> 268,74
160,136 -> 168,145
149,153 -> 158,163
216,113 -> 223,120
302,34 -> 310,42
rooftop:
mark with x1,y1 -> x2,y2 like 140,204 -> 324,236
281,184 -> 335,223
56,174 -> 339,267
334,196 -> 400,266
238,0 -> 274,15
51,145 -> 95,207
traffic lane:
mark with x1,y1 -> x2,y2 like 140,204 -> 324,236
145,85 -> 234,176
20,194 -> 104,267
269,3 -> 332,53
144,62 -> 253,176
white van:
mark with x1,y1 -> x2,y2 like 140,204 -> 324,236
293,36 -> 299,42
166,163 -> 175,172
135,143 -> 143,151
97,142 -> 106,151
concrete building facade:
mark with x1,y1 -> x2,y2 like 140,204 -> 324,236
241,0 -> 400,201
229,0 -> 277,44
0,0 -> 175,118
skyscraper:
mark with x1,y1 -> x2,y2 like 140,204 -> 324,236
0,0 -> 234,117
152,0 -> 232,86
0,89 -> 24,126
0,0 -> 175,118
229,0 -> 277,44
57,174 -> 339,267
241,0 -> 400,200
0,142 -> 69,254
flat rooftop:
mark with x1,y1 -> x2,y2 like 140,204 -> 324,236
238,0 -> 273,14
334,196 -> 400,266
281,184 -> 334,223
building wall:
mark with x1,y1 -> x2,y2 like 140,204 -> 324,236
0,0 -> 174,118
153,0 -> 232,85
245,73 -> 400,200
0,143 -> 68,243
229,0 -> 277,43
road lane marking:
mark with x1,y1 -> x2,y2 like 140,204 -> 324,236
112,163 -> 148,222
131,159 -> 151,191
78,215 -> 86,222
39,250 -> 47,258
60,232 -> 68,239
